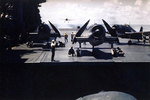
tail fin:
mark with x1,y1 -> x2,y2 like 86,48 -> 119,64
75,20 -> 90,37
48,21 -> 61,37
139,26 -> 143,32
102,19 -> 117,37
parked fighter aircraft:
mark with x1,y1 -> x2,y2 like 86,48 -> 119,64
102,19 -> 150,44
73,20 -> 117,51
26,21 -> 64,48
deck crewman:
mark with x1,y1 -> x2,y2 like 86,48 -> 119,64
71,32 -> 74,42
51,40 -> 56,61
142,32 -> 146,45
64,32 -> 68,42
149,33 -> 150,44
68,46 -> 75,57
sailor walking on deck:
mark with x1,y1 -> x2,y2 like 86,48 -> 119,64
64,33 -> 68,42
51,40 -> 56,61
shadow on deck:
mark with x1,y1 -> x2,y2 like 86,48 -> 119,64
81,48 -> 112,60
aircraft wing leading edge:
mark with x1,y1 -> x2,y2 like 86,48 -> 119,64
125,31 -> 150,36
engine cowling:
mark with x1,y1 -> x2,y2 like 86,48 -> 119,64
89,25 -> 106,46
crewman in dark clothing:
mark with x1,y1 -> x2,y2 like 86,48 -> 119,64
71,32 -> 74,42
68,46 -> 75,56
51,40 -> 55,61
76,48 -> 81,57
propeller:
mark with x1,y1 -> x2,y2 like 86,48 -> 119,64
102,19 -> 117,37
72,20 -> 90,44
75,20 -> 90,37
48,21 -> 61,37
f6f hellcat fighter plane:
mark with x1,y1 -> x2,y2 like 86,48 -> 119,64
102,19 -> 150,44
27,21 -> 64,48
73,20 -> 118,52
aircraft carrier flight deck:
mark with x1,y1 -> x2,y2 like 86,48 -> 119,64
1,29 -> 150,63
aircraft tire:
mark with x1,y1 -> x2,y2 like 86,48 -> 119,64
128,40 -> 132,45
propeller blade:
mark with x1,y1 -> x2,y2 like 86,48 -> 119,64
102,19 -> 117,37
75,20 -> 90,37
48,21 -> 61,37
102,19 -> 113,34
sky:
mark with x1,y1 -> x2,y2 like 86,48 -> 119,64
39,0 -> 150,28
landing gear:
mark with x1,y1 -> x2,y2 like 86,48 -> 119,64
92,46 -> 94,52
111,43 -> 114,49
79,42 -> 81,48
116,38 -> 120,44
128,40 -> 132,45
92,46 -> 95,55
137,39 -> 140,42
